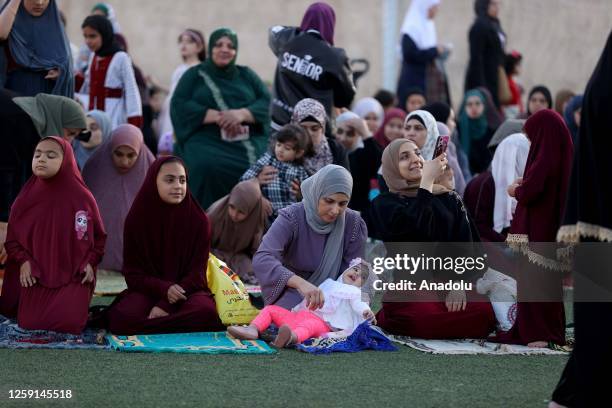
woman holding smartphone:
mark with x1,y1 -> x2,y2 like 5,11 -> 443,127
371,139 -> 495,339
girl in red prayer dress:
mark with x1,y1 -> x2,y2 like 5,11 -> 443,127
0,137 -> 106,334
106,157 -> 223,335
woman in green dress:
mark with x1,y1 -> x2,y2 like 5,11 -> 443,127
170,28 -> 270,209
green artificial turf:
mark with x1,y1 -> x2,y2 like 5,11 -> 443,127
0,346 -> 567,407
0,296 -> 572,407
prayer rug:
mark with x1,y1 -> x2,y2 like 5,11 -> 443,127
94,270 -> 127,296
106,331 -> 276,354
0,315 -> 108,350
389,331 -> 573,355
296,322 -> 397,354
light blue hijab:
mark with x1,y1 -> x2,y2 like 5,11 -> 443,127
73,110 -> 112,169
300,164 -> 353,285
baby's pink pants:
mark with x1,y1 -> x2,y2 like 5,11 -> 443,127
251,305 -> 331,343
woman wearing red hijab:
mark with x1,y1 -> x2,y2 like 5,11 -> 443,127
493,109 -> 574,347
106,156 -> 223,335
0,137 -> 106,334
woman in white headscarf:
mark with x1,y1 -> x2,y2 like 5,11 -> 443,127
396,0 -> 451,109
403,109 -> 439,160
352,97 -> 384,134
463,131 -> 529,242
491,132 -> 529,234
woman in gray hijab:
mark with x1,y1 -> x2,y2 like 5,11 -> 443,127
487,118 -> 525,150
253,164 -> 367,309
0,90 -> 86,221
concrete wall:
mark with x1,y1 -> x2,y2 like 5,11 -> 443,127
59,0 -> 612,110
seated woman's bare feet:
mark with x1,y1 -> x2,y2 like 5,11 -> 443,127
527,341 -> 548,348
548,401 -> 567,408
227,325 -> 259,340
271,325 -> 297,348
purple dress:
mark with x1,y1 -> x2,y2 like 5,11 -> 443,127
253,202 -> 367,309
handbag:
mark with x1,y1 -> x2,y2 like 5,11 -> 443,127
497,66 -> 512,105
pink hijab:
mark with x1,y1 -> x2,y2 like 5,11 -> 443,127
82,124 -> 155,272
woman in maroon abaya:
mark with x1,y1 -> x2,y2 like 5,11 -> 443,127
0,137 -> 106,334
494,109 -> 574,347
106,156 -> 223,335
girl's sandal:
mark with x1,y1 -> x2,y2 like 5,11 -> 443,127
271,325 -> 297,348
227,325 -> 259,340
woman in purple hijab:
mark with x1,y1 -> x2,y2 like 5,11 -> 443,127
299,2 -> 336,45
82,124 -> 155,273
268,2 -> 356,132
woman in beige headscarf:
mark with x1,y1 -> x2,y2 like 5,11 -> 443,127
207,180 -> 269,284
370,138 -> 495,339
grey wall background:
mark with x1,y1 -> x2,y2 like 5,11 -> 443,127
59,0 -> 612,110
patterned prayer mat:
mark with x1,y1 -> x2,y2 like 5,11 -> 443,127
0,315 -> 108,350
296,322 -> 397,354
106,331 -> 276,354
94,274 -> 259,297
389,331 -> 573,355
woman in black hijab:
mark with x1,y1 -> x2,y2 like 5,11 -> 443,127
520,85 -> 553,118
550,30 -> 612,408
464,0 -> 505,108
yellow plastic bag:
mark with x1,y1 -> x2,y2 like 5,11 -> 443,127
206,253 -> 259,325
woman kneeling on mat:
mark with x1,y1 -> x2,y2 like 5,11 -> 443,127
107,157 -> 223,335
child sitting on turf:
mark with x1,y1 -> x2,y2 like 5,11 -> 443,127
240,124 -> 311,220
228,258 -> 375,348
